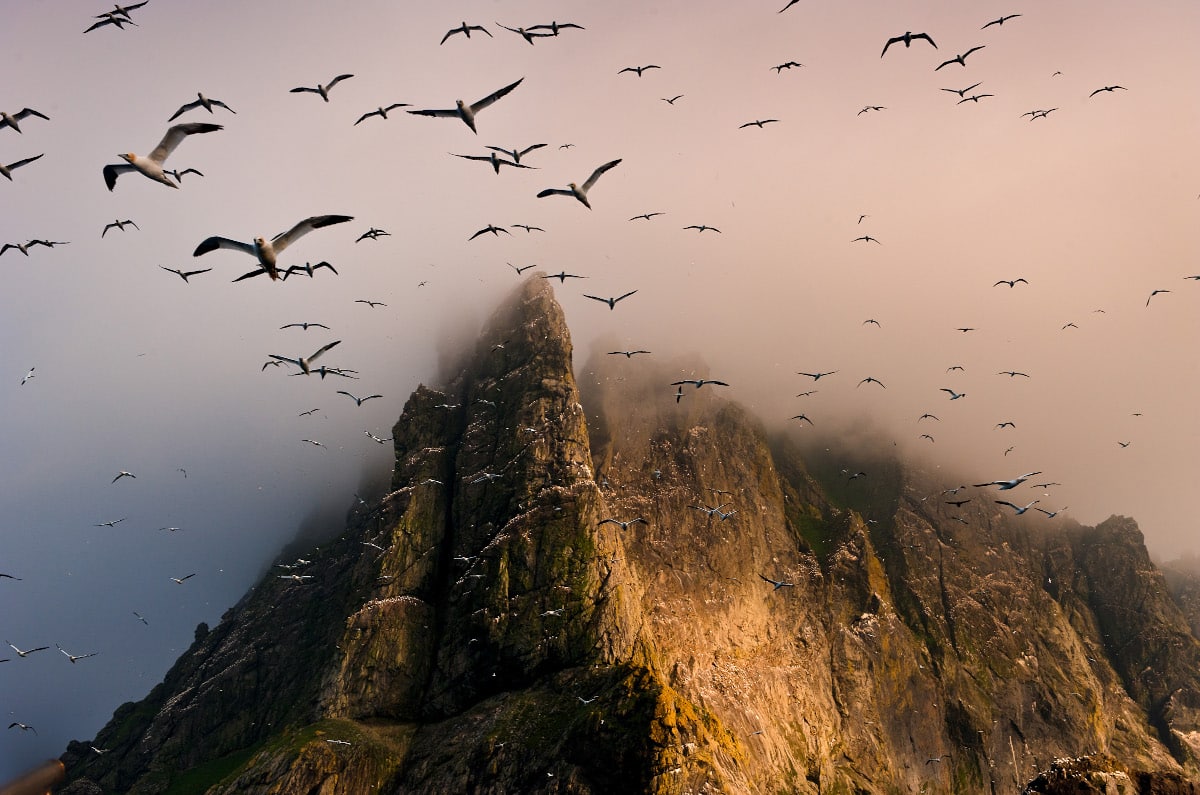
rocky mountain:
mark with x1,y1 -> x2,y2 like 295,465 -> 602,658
59,277 -> 1200,794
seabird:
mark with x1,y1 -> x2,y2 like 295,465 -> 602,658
96,2 -> 148,20
941,82 -> 982,98
355,299 -> 386,308
609,350 -> 651,357
921,434 -> 935,442
0,108 -> 49,134
193,214 -> 352,280
798,370 -> 837,381
510,224 -> 544,233
527,21 -> 584,35
133,611 -> 149,625
671,378 -> 729,389
268,341 -> 342,374
537,159 -> 622,208
957,94 -> 994,104
598,517 -> 649,531
619,65 -> 661,77
408,77 -> 524,134
102,219 -> 139,236
364,430 -> 391,444
56,644 -> 98,663
1,153 -> 44,180
1089,85 -> 1127,97
858,377 -> 886,388
982,14 -> 1021,28
2,240 -> 56,256
170,573 -> 196,584
84,15 -> 137,33
441,22 -> 492,45
935,47 -> 985,70
103,122 -> 221,190
1146,289 -> 1170,306
995,499 -> 1040,515
974,471 -> 1041,490
290,74 -> 354,102
93,518 -> 127,527
1034,506 -> 1068,518
508,263 -> 536,274
486,143 -> 546,164
739,119 -> 779,129
111,470 -> 136,483
356,228 -> 390,241
631,212 -> 664,221
995,421 -> 1016,429
542,271 -> 585,282
7,723 -> 37,735
791,414 -> 814,425
163,167 -> 203,181
773,61 -> 804,72
20,367 -> 35,385
683,224 -> 721,233
168,93 -> 235,122
998,370 -> 1030,378
919,413 -> 940,422
862,318 -> 881,327
584,291 -> 637,309
7,641 -> 48,657
759,574 -> 794,591
881,32 -> 937,57
282,261 -> 338,279
940,388 -> 966,400
280,322 -> 330,330
994,278 -> 1028,287
469,224 -> 511,240
662,95 -> 684,104
354,103 -> 410,125
858,106 -> 886,115
852,235 -> 881,244
337,391 -> 382,406
498,23 -> 553,45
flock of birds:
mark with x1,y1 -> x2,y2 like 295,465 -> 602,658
2,0 -> 1195,770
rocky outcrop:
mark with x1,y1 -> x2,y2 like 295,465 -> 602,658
59,277 -> 1200,793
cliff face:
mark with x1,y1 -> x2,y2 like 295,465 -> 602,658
60,277 -> 1200,794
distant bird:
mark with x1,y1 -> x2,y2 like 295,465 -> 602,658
354,103 -> 410,125
337,391 -> 382,406
1022,109 -> 1058,121
102,219 -> 139,237
111,470 -> 136,483
852,235 -> 881,244
1033,482 -> 1062,489
995,422 -> 1016,429
1062,322 -> 1078,329
537,159 -> 622,208
168,92 -> 235,122
798,371 -> 838,381
193,214 -> 352,281
947,365 -> 965,372
790,414 -> 814,425
946,499 -> 970,507
441,22 -> 492,45
485,143 -> 546,164
759,574 -> 794,591
364,431 -> 392,444
994,278 -> 1028,287
508,263 -> 536,275
290,74 -> 354,102
355,299 -> 387,308
56,644 -> 97,664
619,65 -> 660,77
955,327 -> 976,333
1089,85 -> 1127,97
778,0 -> 801,11
453,152 -> 532,174
1,153 -> 44,181
584,291 -> 637,310
469,223 -> 511,240
1146,289 -> 1170,306
796,390 -> 818,397
20,367 -> 35,385
957,94 -> 994,104
2,240 -> 58,257
527,21 -> 585,36
998,370 -> 1030,378
132,611 -> 148,625
160,266 -> 211,283
0,572 -> 21,580
1004,447 -> 1016,456
974,471 -> 1041,490
7,723 -> 36,735
773,61 -> 804,72
940,388 -> 966,400
858,377 -> 886,388
609,350 -> 651,358
995,499 -> 1040,515
935,47 -> 985,70
158,527 -> 183,532
8,641 -> 49,657
543,271 -> 586,282
1118,441 -> 1131,448
282,261 -> 338,280
498,23 -> 553,45
162,167 -> 203,182
630,212 -> 664,221
268,340 -> 342,374
881,32 -> 937,57
94,2 -> 148,21
301,439 -> 326,449
93,518 -> 127,527
672,379 -> 729,389
510,224 -> 544,233
169,573 -> 196,584
920,434 -> 935,442
739,119 -> 779,129
684,224 -> 721,233
862,319 -> 881,328
662,95 -> 684,104
103,123 -> 221,190
281,322 -> 330,331
408,77 -> 524,134
941,82 -> 982,98
982,14 -> 1022,28
857,106 -> 886,115
673,386 -> 685,403
598,517 -> 649,531
0,107 -> 50,134
1034,506 -> 1068,518
84,15 -> 137,33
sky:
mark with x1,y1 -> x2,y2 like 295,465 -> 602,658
2,0 -> 1198,781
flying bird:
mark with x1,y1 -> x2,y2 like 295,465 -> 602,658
995,422 -> 1016,429
337,391 -> 382,406
485,143 -> 546,164
103,122 -> 221,190
111,470 -> 136,483
1089,85 -> 1127,97
773,61 -> 804,72
1035,506 -> 1068,518
133,611 -> 149,625
170,573 -> 196,584
510,224 -> 544,233
102,219 -> 139,237
20,367 -> 35,385
497,23 -> 553,45
798,371 -> 837,381
1146,289 -> 1170,306
759,574 -> 794,591
0,107 -> 50,134
268,341 -> 341,374
1,153 -> 44,180
790,414 -> 814,425
994,278 -> 1028,287
2,240 -> 60,256
683,224 -> 721,233
526,21 -> 585,36
84,15 -> 137,33
619,65 -> 661,77
662,95 -> 684,104
163,167 -> 203,182
940,388 -> 966,400
857,106 -> 886,116
441,22 -> 492,45
168,92 -> 235,122
7,641 -> 48,658
542,271 -> 585,282
957,94 -> 994,104
93,518 -> 127,527
995,499 -> 1040,515
672,379 -> 729,389
280,322 -> 330,331
935,46 -> 985,70
354,103 -> 410,125
974,472 -> 1042,490
982,14 -> 1022,28
609,350 -> 651,358
584,290 -> 637,310
408,77 -> 524,134
57,644 -> 98,663
7,722 -> 36,735
453,152 -> 531,174
881,32 -> 937,57
941,82 -> 982,98
282,261 -> 338,280
508,263 -> 536,275
537,159 -> 622,208
998,370 -> 1030,378
918,413 -> 940,422
160,266 -> 211,283
739,119 -> 779,129
290,74 -> 354,102
469,223 -> 512,240
630,212 -> 664,221
193,214 -> 352,281
598,517 -> 649,531
858,377 -> 886,388
852,235 -> 881,244
301,439 -> 326,448
355,299 -> 387,308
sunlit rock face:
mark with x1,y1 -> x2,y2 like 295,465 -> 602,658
60,277 -> 1200,794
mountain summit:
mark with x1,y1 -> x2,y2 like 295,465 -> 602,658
61,277 -> 1200,794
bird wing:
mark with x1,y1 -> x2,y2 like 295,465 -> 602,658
193,236 -> 255,257
167,99 -> 202,122
327,74 -> 354,90
470,77 -> 525,112
354,110 -> 381,125
408,107 -> 460,118
183,268 -> 212,278
8,153 -> 44,172
308,340 -> 342,362
268,355 -> 303,368
613,289 -> 638,303
272,215 -> 353,252
102,162 -> 134,191
16,108 -> 50,121
336,391 -> 356,400
148,122 -> 222,164
290,86 -> 321,95
517,143 -> 547,156
537,188 -> 574,198
582,295 -> 610,304
964,46 -> 984,57
995,501 -> 1018,510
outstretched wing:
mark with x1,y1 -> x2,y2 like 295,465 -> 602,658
272,215 -> 353,251
408,107 -> 460,118
148,122 -> 223,164
537,188 -> 573,198
327,74 -> 354,90
582,159 -> 622,191
470,77 -> 525,113
308,340 -> 342,362
193,236 -> 255,257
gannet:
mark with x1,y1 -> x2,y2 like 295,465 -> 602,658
163,167 -> 203,182
280,322 -> 330,331
858,106 -> 886,115
93,518 -> 126,527
7,723 -> 37,735
510,224 -> 544,233
995,499 -> 1039,515
1146,289 -> 1170,306
584,290 -> 637,309
356,228 -> 389,241
102,218 -> 139,237
940,388 -> 966,400
509,263 -> 536,274
1,153 -> 44,180
852,235 -> 881,243
441,22 -> 492,45
0,108 -> 49,134
773,61 -> 804,72
538,159 -> 621,208
408,77 -> 524,134
1089,85 -> 1127,97
608,350 -> 651,357
683,224 -> 721,233
2,240 -> 59,256
671,378 -> 728,389
739,119 -> 779,129
56,644 -> 98,663
542,271 -> 585,282
527,21 -> 584,35
337,391 -> 382,406
881,32 -> 937,57
193,214 -> 352,280
6,641 -> 49,657
941,82 -> 982,98
662,95 -> 684,104
935,46 -> 985,71
111,470 -> 136,483
486,143 -> 546,164
982,14 -> 1021,28
103,122 -> 221,190
354,103 -> 410,125
797,371 -> 837,380
498,23 -> 552,45
160,266 -> 211,283
618,65 -> 660,77
19,367 -> 33,385
759,574 -> 794,591
469,223 -> 511,240
957,94 -> 994,104
169,573 -> 196,584
994,278 -> 1028,287
282,261 -> 338,279
974,472 -> 1041,490
290,74 -> 354,102
84,15 -> 137,33
168,93 -> 235,122
96,2 -> 148,20
630,212 -> 664,221
598,517 -> 648,531
858,377 -> 886,388
791,414 -> 814,425
355,299 -> 386,308
268,341 -> 341,374
133,611 -> 148,625
455,152 -> 530,173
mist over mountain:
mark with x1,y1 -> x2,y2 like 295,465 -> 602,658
55,279 -> 1200,794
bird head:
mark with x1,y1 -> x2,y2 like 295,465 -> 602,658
119,153 -> 136,163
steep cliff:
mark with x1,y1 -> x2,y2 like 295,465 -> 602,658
60,277 -> 1200,794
